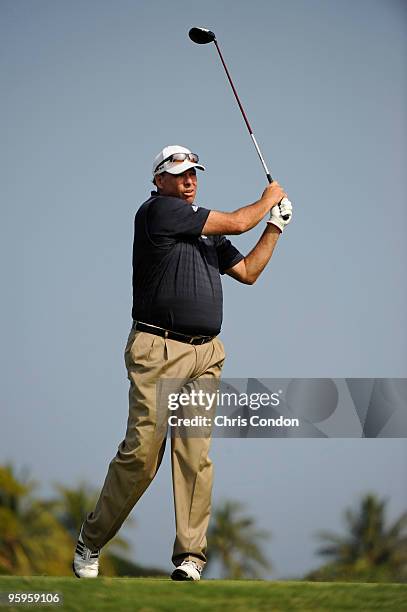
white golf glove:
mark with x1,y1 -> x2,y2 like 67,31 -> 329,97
267,197 -> 293,233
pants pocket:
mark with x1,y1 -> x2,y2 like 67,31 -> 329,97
125,332 -> 158,367
214,336 -> 226,366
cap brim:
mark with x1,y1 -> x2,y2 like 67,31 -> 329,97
157,160 -> 205,176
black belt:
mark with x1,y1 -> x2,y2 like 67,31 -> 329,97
132,321 -> 215,345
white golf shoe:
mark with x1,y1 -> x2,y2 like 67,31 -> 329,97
171,559 -> 202,581
72,524 -> 100,578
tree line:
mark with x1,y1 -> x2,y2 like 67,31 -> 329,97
0,464 -> 405,581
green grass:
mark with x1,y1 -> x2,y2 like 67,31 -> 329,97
0,577 -> 406,611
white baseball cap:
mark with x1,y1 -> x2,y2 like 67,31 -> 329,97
152,145 -> 205,176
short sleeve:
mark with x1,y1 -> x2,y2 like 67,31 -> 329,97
215,235 -> 244,274
148,196 -> 210,239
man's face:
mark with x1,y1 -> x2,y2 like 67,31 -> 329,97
154,168 -> 197,205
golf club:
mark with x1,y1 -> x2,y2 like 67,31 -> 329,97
188,26 -> 290,220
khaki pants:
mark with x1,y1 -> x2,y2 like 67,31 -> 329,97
82,328 -> 225,569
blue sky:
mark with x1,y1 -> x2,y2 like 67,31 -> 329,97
1,0 -> 406,578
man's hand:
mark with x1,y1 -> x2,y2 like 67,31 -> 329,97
261,181 -> 287,210
267,198 -> 293,232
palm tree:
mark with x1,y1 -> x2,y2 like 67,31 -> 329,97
45,482 -> 135,576
44,482 -> 98,539
0,465 -> 164,577
0,464 -> 72,575
207,500 -> 271,579
308,493 -> 407,582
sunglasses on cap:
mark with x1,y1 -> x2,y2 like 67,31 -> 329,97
155,152 -> 199,174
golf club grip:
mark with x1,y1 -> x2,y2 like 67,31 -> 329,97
267,174 -> 290,221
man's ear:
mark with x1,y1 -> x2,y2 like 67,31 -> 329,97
154,173 -> 163,189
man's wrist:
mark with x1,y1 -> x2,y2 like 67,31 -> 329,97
265,221 -> 282,235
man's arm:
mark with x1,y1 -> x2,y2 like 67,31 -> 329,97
225,224 -> 282,285
202,182 -> 286,235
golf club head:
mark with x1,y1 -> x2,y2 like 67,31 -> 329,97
189,27 -> 216,44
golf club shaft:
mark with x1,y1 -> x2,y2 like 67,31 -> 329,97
213,40 -> 273,184
189,26 -> 290,221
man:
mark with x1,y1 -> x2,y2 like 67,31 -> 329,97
73,145 -> 292,581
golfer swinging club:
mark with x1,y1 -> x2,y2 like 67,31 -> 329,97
73,145 -> 292,581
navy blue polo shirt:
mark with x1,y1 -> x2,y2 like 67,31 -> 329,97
131,191 -> 244,336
